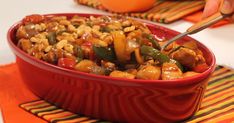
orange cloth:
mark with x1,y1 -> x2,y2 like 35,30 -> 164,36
183,11 -> 232,28
0,63 -> 46,123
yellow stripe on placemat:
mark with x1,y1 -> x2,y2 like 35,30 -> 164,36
38,109 -> 64,117
203,112 -> 234,123
75,0 -> 205,23
20,65 -> 234,123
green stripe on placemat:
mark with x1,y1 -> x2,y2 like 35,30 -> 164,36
19,65 -> 234,123
75,0 -> 205,23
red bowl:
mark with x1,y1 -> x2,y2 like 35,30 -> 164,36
7,13 -> 216,123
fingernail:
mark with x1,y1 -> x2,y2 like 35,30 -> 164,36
221,0 -> 233,14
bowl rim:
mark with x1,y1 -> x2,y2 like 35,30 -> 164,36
7,13 -> 216,86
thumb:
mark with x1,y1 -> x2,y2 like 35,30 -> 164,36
221,0 -> 234,14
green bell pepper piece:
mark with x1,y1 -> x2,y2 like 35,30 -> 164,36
140,45 -> 169,63
47,32 -> 57,45
144,33 -> 161,50
140,45 -> 183,71
93,46 -> 116,61
74,46 -> 83,63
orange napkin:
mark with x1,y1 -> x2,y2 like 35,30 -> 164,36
183,11 -> 232,28
0,63 -> 46,123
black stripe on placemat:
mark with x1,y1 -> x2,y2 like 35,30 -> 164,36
207,74 -> 234,86
204,83 -> 234,98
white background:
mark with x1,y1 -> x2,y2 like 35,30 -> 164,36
0,0 -> 234,68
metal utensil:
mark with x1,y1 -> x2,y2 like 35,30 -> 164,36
161,12 -> 232,50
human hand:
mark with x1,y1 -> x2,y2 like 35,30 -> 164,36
203,0 -> 234,20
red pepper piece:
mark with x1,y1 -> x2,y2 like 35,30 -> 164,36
23,14 -> 45,24
58,58 -> 76,69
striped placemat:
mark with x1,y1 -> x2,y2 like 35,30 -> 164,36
19,65 -> 234,123
20,100 -> 108,123
75,0 -> 206,23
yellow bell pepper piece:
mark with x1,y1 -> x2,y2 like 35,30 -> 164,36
134,48 -> 144,64
112,31 -> 129,63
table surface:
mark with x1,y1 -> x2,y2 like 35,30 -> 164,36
0,0 -> 234,68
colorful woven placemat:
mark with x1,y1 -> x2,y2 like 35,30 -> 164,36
75,0 -> 206,23
18,65 -> 234,123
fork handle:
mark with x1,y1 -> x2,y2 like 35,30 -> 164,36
187,12 -> 231,34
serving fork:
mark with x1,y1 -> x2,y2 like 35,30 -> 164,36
161,12 -> 233,50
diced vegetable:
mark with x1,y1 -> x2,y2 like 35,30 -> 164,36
81,41 -> 95,60
126,39 -> 140,55
134,48 -> 144,64
47,32 -> 57,45
58,58 -> 76,69
143,33 -> 161,50
100,26 -> 112,32
140,45 -> 170,64
112,31 -> 129,63
74,46 -> 84,62
93,46 -> 116,61
169,59 -> 184,72
90,38 -> 108,47
23,14 -> 45,24
81,41 -> 92,48
141,45 -> 184,71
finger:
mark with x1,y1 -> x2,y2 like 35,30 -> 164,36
203,0 -> 221,18
231,14 -> 234,22
221,0 -> 234,14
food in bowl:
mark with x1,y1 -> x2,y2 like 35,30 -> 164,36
8,13 -> 216,123
16,14 -> 209,80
